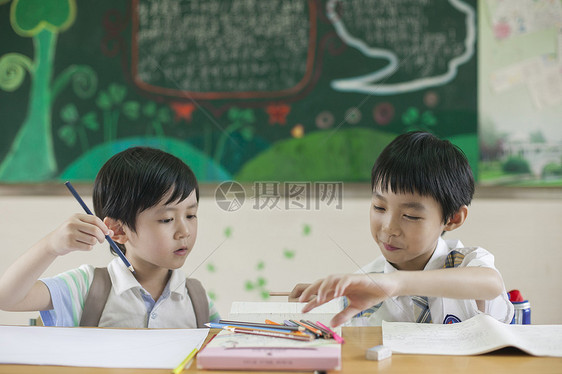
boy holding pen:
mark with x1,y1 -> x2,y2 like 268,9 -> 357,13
292,131 -> 514,327
0,147 -> 219,327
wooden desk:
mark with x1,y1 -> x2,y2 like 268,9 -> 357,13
1,327 -> 561,374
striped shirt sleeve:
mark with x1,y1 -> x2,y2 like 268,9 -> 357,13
39,265 -> 95,327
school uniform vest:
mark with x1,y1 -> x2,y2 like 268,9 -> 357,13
79,267 -> 210,328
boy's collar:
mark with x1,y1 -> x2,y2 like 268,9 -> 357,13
422,237 -> 451,270
108,258 -> 139,295
108,258 -> 187,296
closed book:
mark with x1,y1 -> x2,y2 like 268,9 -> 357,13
197,330 -> 341,371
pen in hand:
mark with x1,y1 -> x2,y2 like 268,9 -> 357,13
64,181 -> 136,275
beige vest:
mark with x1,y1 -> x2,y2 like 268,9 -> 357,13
79,267 -> 210,327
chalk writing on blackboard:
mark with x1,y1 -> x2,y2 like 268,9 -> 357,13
132,0 -> 317,99
328,0 -> 476,95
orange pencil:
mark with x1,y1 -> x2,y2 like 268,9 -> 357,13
265,319 -> 282,325
291,320 -> 323,338
226,324 -> 310,338
224,326 -> 313,342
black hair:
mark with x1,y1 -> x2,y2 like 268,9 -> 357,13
371,131 -> 474,223
93,147 -> 199,254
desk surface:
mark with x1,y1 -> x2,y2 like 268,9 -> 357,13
1,327 -> 561,374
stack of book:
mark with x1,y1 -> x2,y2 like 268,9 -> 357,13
197,319 -> 342,371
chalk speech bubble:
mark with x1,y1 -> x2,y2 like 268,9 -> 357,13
327,0 -> 476,95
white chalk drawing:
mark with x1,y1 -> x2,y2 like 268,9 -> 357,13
327,0 -> 476,95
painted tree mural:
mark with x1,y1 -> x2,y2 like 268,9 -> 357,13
0,0 -> 96,181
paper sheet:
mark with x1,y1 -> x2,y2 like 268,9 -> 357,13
0,326 -> 209,368
383,313 -> 562,357
228,300 -> 342,326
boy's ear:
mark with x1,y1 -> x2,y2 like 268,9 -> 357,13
443,205 -> 468,232
103,217 -> 128,244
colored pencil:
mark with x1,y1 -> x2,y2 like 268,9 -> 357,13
291,320 -> 323,338
206,322 -> 302,334
303,320 -> 332,339
212,323 -> 310,338
268,291 -> 291,296
64,181 -> 135,274
284,320 -> 299,327
224,326 -> 313,341
316,321 -> 345,344
298,320 -> 325,337
171,347 -> 198,374
265,319 -> 282,325
218,319 -> 303,332
224,325 -> 308,337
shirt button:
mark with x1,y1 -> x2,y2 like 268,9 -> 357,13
151,312 -> 157,319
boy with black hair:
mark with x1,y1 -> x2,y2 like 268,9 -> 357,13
296,132 -> 513,327
0,147 -> 219,327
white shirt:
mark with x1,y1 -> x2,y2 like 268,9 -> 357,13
349,237 -> 514,325
40,258 -> 219,328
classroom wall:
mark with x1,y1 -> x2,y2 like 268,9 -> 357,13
1,189 -> 561,326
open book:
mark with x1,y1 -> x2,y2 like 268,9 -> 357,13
383,313 -> 562,357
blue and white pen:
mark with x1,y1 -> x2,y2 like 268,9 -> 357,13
64,181 -> 135,275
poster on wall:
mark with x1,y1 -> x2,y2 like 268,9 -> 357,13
479,0 -> 562,187
0,0 -> 478,184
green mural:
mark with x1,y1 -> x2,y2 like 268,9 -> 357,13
235,128 -> 397,181
1,0 -> 478,183
58,137 -> 230,181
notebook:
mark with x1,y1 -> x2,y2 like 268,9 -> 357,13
383,313 -> 562,357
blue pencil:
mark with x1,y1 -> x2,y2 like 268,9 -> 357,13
64,181 -> 135,275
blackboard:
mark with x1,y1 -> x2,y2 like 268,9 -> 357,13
0,0 -> 477,183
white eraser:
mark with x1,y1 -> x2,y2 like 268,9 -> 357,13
366,345 -> 392,361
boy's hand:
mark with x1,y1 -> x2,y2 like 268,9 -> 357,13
288,283 -> 312,302
300,273 -> 397,327
44,213 -> 111,256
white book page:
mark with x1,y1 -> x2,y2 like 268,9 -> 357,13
383,314 -> 562,357
507,324 -> 562,357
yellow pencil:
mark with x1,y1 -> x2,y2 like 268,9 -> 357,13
172,347 -> 198,374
